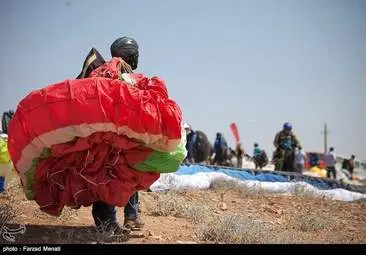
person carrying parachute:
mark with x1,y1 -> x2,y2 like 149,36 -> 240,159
78,36 -> 154,232
7,36 -> 187,237
78,36 -> 144,232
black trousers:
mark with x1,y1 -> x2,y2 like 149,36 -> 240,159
326,166 -> 337,179
91,192 -> 139,227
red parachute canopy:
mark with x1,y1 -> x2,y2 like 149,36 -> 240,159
7,57 -> 185,216
230,122 -> 240,144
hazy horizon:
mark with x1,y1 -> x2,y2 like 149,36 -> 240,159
0,0 -> 365,160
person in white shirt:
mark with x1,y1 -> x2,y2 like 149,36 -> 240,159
324,147 -> 337,179
294,146 -> 306,174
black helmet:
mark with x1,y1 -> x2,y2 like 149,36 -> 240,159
283,122 -> 292,131
110,36 -> 139,70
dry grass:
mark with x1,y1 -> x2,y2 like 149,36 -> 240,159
3,172 -> 365,244
144,190 -> 270,244
31,206 -> 80,223
198,214 -> 274,244
288,210 -> 342,232
0,203 -> 17,227
0,188 -> 22,227
2,183 -> 129,244
144,190 -> 297,244
93,220 -> 130,243
209,178 -> 337,201
289,183 -> 332,200
209,179 -> 271,197
0,200 -> 26,243
144,191 -> 210,224
209,179 -> 239,190
143,182 -> 351,244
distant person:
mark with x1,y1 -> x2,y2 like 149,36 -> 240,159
294,146 -> 306,174
1,110 -> 14,135
252,143 -> 267,169
225,148 -> 237,167
212,132 -> 228,166
342,155 -> 356,180
348,155 -> 356,180
183,123 -> 196,163
253,143 -> 262,159
255,150 -> 269,170
235,142 -> 245,168
183,123 -> 212,164
309,153 -> 319,167
0,133 -> 9,194
324,147 -> 337,179
273,122 -> 301,172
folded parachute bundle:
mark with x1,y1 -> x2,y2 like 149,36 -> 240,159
7,57 -> 187,216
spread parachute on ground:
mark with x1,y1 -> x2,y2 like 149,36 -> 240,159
7,57 -> 187,216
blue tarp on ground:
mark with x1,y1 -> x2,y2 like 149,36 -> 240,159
177,165 -> 288,182
175,164 -> 354,191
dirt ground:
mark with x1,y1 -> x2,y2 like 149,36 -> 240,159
1,183 -> 366,244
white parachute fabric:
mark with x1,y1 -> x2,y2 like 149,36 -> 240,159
150,172 -> 366,202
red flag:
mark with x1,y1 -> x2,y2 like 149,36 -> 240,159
230,122 -> 240,144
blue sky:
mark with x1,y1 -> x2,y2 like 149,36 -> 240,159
0,0 -> 365,159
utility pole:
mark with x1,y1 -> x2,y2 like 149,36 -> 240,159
321,122 -> 330,154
